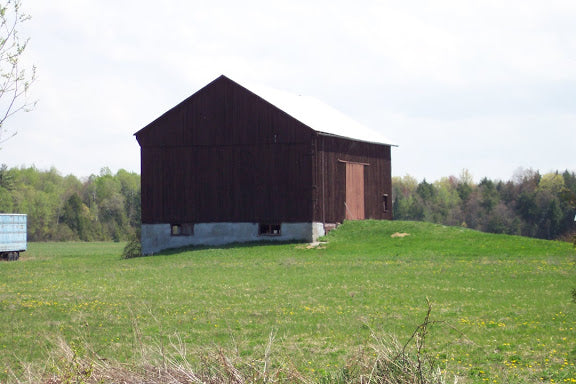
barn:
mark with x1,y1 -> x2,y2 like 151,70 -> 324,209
135,75 -> 395,254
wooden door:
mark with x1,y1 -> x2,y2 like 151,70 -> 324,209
345,162 -> 365,220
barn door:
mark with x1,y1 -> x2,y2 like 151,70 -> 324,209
345,162 -> 365,220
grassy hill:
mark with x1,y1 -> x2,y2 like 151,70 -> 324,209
0,220 -> 574,383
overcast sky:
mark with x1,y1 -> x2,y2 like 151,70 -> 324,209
1,0 -> 575,182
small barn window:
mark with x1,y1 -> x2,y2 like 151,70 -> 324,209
259,223 -> 281,236
171,223 -> 194,236
382,194 -> 389,212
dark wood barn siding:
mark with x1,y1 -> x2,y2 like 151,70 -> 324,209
140,143 -> 313,223
313,135 -> 392,223
137,76 -> 316,224
137,76 -> 313,147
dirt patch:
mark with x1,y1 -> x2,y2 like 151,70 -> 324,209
307,242 -> 327,249
295,242 -> 327,249
390,232 -> 410,238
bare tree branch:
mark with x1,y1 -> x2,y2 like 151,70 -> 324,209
0,0 -> 36,145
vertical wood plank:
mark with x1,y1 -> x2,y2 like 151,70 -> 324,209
345,162 -> 365,220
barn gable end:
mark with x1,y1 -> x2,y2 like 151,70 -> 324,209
135,75 -> 394,254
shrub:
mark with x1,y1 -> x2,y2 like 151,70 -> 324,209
121,231 -> 141,259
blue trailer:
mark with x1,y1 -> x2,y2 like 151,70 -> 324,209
0,214 -> 27,261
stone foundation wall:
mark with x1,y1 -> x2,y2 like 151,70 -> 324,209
141,222 -> 327,255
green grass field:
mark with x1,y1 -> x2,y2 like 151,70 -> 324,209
0,220 -> 574,383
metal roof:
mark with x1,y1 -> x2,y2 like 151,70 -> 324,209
231,76 -> 397,147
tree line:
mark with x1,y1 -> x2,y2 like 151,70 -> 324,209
393,169 -> 576,240
0,165 -> 140,241
1,165 -> 575,242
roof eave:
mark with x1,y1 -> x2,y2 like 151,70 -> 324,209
316,131 -> 398,147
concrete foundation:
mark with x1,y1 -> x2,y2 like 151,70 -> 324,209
141,222 -> 326,255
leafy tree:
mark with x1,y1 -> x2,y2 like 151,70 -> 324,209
539,172 -> 564,193
515,190 -> 535,217
60,193 -> 85,240
416,179 -> 435,200
392,175 -> 421,220
25,189 -> 54,240
433,177 -> 462,225
0,163 -> 13,188
393,169 -> 576,241
563,170 -> 576,193
456,169 -> 473,202
478,178 -> 498,213
116,169 -> 141,229
0,0 -> 36,144
0,163 -> 14,210
483,202 -> 520,235
497,180 -> 516,205
0,165 -> 141,241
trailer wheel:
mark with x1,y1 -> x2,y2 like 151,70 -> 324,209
13,252 -> 19,261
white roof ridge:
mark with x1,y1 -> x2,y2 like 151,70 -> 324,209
228,76 -> 397,146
